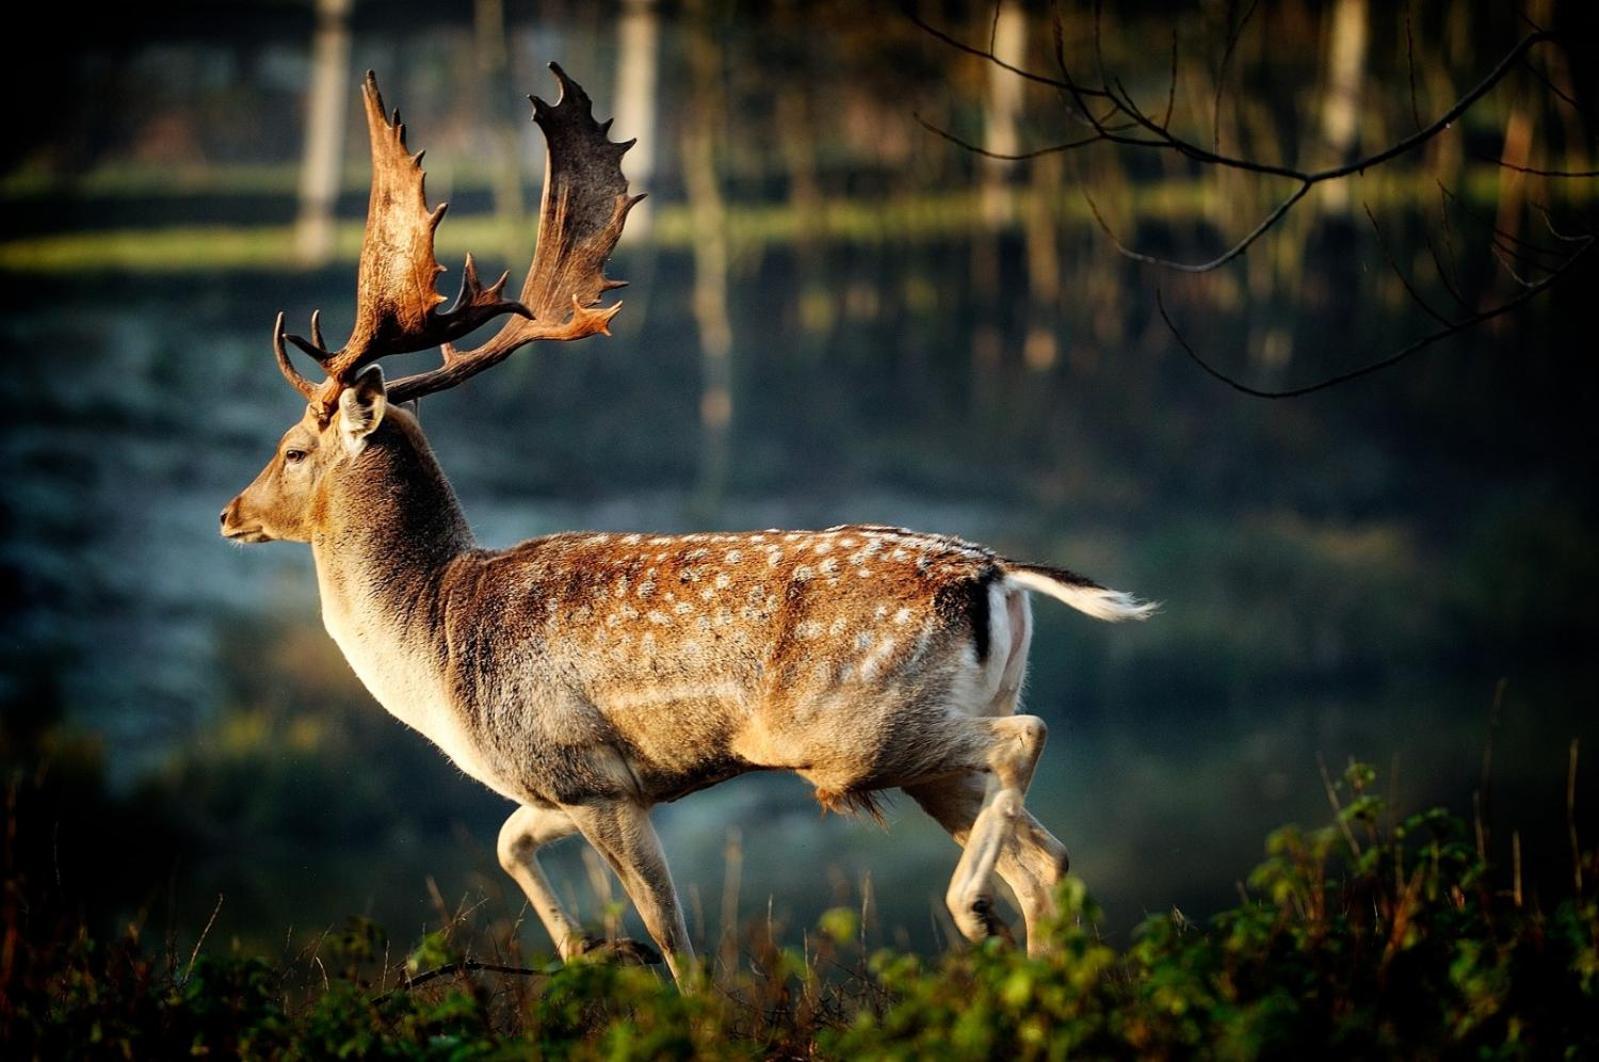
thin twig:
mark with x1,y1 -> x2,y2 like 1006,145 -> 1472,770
1085,181 -> 1311,272
1211,0 -> 1260,153
1363,202 -> 1452,326
1536,202 -> 1593,242
907,8 -> 1110,98
1477,156 -> 1599,178
913,114 -> 1108,160
1519,55 -> 1589,115
1489,240 -> 1542,288
1161,30 -> 1179,130
1492,222 -> 1572,258
182,894 -> 225,984
1489,232 -> 1553,273
1428,181 -> 1472,310
1155,232 -> 1592,397
1318,754 -> 1361,858
397,959 -> 547,993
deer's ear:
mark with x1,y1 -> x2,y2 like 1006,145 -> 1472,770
338,365 -> 387,456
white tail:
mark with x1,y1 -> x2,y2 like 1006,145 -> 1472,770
1005,565 -> 1159,622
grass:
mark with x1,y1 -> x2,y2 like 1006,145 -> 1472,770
3,760 -> 1594,1058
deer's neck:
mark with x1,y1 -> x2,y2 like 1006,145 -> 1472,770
306,417 -> 520,793
310,417 -> 473,674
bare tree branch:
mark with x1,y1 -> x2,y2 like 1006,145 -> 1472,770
1088,31 -> 1555,269
916,8 -> 1558,269
394,959 -> 547,993
1082,181 -> 1312,272
913,4 -> 1592,398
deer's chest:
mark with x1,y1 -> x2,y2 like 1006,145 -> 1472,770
321,600 -> 522,802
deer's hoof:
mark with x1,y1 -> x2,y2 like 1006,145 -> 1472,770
574,935 -> 662,966
970,898 -> 1016,945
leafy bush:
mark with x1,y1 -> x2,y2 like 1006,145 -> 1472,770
3,762 -> 1594,1058
832,764 -> 1597,1058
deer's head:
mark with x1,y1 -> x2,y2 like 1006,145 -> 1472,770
222,65 -> 640,546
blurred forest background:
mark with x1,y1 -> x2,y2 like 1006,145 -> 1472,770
1,0 -> 1595,962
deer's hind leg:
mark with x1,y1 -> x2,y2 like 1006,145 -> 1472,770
904,771 -> 1070,952
910,584 -> 1063,951
563,799 -> 695,984
919,714 -> 1049,947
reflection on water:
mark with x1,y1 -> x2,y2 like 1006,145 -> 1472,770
2,1 -> 1596,953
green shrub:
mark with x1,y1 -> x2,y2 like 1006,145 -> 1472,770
3,762 -> 1594,1059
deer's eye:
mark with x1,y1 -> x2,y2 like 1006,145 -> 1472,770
284,449 -> 308,464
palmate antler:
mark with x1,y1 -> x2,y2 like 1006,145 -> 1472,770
275,64 -> 642,417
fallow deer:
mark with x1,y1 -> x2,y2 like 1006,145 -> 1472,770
221,66 -> 1155,982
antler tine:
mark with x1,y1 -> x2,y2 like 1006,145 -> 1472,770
272,71 -> 531,412
387,63 -> 643,404
283,313 -> 335,365
273,312 -> 322,403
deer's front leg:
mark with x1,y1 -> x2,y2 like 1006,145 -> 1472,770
497,804 -> 588,959
563,799 -> 694,983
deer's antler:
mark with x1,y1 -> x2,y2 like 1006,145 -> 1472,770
386,63 -> 644,404
274,72 -> 541,414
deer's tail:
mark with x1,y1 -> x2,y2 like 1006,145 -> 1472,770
1002,561 -> 1159,623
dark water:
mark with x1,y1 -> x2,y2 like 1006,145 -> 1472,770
3,1 -> 1597,956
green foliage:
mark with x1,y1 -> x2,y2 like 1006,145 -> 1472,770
3,763 -> 1595,1058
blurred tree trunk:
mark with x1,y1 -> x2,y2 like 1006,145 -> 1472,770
684,2 -> 733,518
475,0 -> 524,264
615,0 -> 660,243
1023,152 -> 1062,373
777,87 -> 831,350
971,0 -> 1026,409
1317,0 -> 1368,212
294,0 -> 353,266
981,0 -> 1025,225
